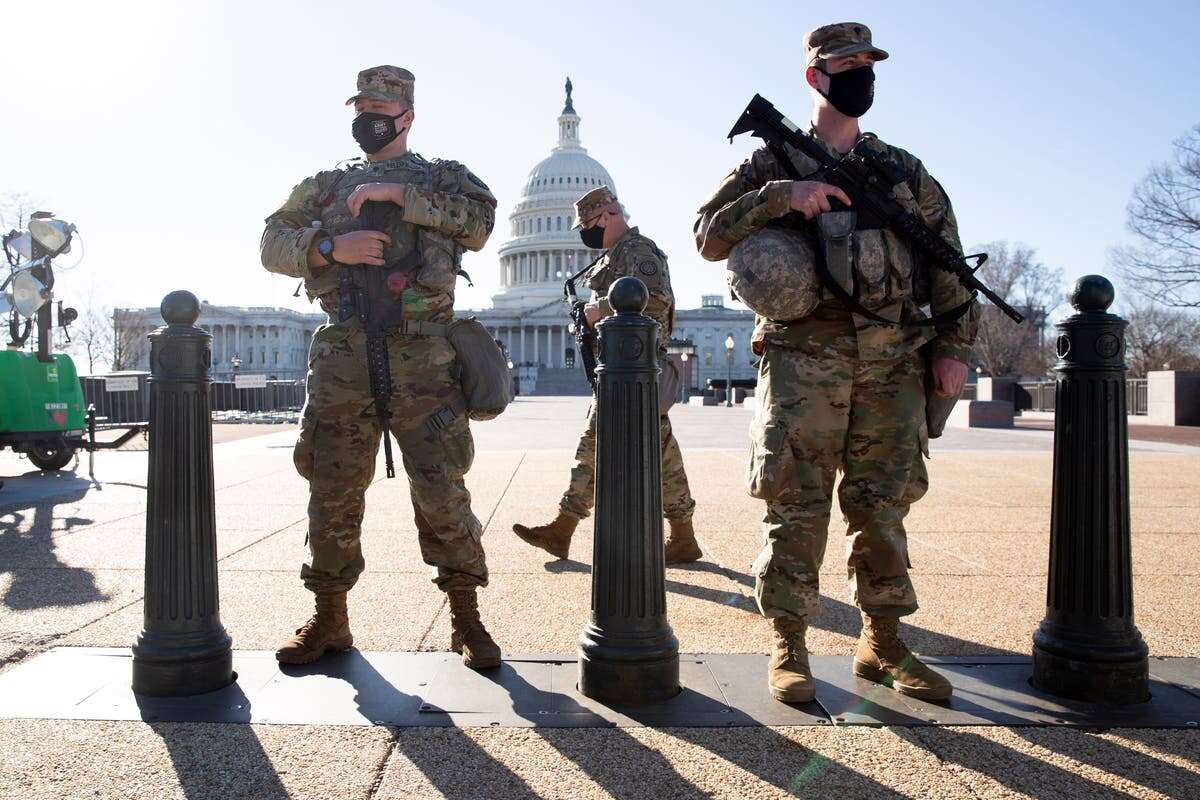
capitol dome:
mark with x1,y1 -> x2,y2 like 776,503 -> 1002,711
492,78 -> 622,310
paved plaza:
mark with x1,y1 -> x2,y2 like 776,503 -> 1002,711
1,396 -> 1198,799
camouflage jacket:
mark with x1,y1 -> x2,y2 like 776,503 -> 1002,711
260,151 -> 496,324
587,226 -> 675,350
694,131 -> 978,363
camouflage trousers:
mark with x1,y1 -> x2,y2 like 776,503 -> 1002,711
293,323 -> 487,595
560,401 -> 696,523
747,340 -> 928,622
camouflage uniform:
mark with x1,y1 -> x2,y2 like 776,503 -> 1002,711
261,70 -> 497,596
696,123 -> 978,622
560,188 -> 695,524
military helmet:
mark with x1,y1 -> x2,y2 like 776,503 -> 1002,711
726,227 -> 820,322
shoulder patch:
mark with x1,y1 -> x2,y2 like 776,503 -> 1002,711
465,169 -> 490,192
638,258 -> 659,277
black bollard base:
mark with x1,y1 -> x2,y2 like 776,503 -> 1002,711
132,630 -> 234,697
1032,624 -> 1149,705
578,653 -> 680,707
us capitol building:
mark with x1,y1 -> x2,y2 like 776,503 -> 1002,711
115,80 -> 755,393
465,79 -> 755,395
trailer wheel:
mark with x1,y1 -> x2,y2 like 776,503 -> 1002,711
27,442 -> 76,471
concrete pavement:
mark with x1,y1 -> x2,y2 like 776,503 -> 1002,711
1,395 -> 1198,799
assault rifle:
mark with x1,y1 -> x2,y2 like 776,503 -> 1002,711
338,199 -> 411,478
727,94 -> 1023,324
563,261 -> 598,389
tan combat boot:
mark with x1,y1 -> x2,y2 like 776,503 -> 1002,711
512,513 -> 577,560
664,519 -> 702,564
768,616 -> 816,703
854,614 -> 953,700
275,591 -> 353,664
447,588 -> 502,670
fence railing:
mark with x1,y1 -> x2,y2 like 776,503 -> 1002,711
81,373 -> 305,425
1016,379 -> 1149,416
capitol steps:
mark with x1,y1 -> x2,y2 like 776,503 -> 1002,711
527,367 -> 592,396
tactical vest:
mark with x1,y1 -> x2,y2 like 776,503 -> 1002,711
775,140 -> 931,311
304,155 -> 462,325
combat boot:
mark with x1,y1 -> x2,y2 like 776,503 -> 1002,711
664,519 -> 702,564
275,591 -> 353,665
854,614 -> 953,700
512,513 -> 577,560
768,616 -> 816,703
447,588 -> 502,670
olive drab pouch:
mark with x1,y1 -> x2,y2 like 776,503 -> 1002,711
447,317 -> 513,421
815,211 -> 856,297
921,341 -> 962,439
658,353 -> 684,414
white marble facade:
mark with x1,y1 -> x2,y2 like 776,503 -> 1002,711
113,303 -> 323,381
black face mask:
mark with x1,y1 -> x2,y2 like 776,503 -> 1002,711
579,224 -> 605,249
352,110 -> 408,154
814,64 -> 875,118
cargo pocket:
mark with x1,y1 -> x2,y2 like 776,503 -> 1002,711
746,415 -> 796,501
437,414 -> 475,480
293,403 -> 318,481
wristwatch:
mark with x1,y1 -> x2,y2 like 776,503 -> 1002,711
316,234 -> 336,265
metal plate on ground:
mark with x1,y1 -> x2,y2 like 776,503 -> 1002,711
812,655 -> 1200,728
1150,656 -> 1200,700
3,649 -> 1199,729
705,653 -> 829,726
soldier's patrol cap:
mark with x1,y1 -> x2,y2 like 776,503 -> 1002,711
572,186 -> 618,229
803,22 -> 889,66
346,65 -> 415,106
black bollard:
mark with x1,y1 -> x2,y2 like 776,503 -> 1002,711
132,291 -> 233,696
578,276 -> 680,705
1032,275 -> 1149,704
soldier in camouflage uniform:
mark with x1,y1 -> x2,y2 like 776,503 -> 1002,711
261,66 -> 502,669
695,24 -> 980,703
513,186 -> 701,564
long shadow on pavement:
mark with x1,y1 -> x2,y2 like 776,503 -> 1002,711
911,726 -> 1175,800
326,654 -> 542,799
0,473 -> 109,612
140,683 -> 292,800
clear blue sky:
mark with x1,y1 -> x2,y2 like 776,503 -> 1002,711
2,0 -> 1197,318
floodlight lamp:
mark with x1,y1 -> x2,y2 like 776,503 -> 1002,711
28,217 -> 75,255
11,268 -> 49,317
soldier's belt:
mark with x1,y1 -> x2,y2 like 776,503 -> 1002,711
337,317 -> 450,337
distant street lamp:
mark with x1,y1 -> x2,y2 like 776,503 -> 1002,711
724,334 -> 735,407
230,354 -> 241,376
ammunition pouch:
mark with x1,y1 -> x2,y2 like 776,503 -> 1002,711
658,353 -> 684,415
447,316 -> 514,422
815,211 -> 856,297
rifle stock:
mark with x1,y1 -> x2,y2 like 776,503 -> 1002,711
563,262 -> 598,390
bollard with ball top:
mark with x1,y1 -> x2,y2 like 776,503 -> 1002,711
578,276 -> 680,705
1032,275 -> 1149,704
131,291 -> 233,696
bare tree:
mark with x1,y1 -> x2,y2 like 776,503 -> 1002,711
970,241 -> 1064,378
69,307 -> 113,374
0,191 -> 44,235
1122,300 -> 1200,377
1113,125 -> 1200,307
112,309 -> 148,371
